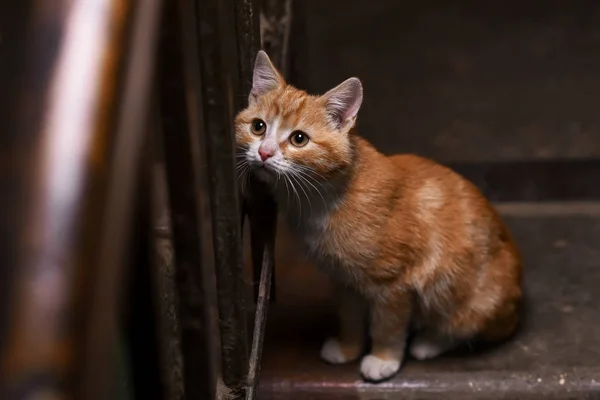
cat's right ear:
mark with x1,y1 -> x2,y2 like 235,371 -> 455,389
249,50 -> 284,104
322,77 -> 363,131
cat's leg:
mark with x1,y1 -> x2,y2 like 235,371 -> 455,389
321,285 -> 367,364
409,329 -> 454,360
360,293 -> 412,382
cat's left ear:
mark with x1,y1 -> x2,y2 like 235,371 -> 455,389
322,77 -> 363,131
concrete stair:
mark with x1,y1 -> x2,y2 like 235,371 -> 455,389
252,203 -> 600,399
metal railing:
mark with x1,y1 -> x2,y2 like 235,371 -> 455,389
0,0 -> 162,399
0,0 -> 298,399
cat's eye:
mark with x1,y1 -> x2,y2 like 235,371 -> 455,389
289,131 -> 309,147
251,119 -> 267,136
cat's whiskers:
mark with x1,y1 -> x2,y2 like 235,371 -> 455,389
295,164 -> 331,185
269,160 -> 297,214
264,160 -> 334,221
236,160 -> 250,195
282,172 -> 291,209
294,169 -> 327,207
284,171 -> 302,222
295,164 -> 336,196
236,160 -> 248,171
289,171 -> 314,218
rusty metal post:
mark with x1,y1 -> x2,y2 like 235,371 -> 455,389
195,0 -> 250,397
156,0 -> 219,398
233,0 -> 262,103
260,0 -> 294,78
80,1 -> 163,399
234,0 -> 278,305
124,136 -> 166,400
232,0 -> 301,397
0,0 -> 162,399
244,201 -> 276,400
231,1 -> 278,399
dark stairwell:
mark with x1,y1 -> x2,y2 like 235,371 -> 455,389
3,1 -> 599,399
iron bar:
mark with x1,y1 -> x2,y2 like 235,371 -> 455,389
124,140 -> 165,400
260,0 -> 294,78
245,198 -> 277,400
157,0 -> 218,398
80,0 -> 163,398
233,0 -> 278,304
196,0 -> 249,396
233,0 -> 299,397
233,0 -> 262,108
151,161 -> 187,400
248,191 -> 278,303
0,0 -> 159,398
287,0 -> 308,89
0,1 -> 32,364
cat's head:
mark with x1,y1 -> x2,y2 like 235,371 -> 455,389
235,51 -> 363,190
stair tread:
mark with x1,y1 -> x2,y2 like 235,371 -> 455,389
254,211 -> 600,399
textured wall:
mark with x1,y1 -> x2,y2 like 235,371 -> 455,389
304,0 -> 600,162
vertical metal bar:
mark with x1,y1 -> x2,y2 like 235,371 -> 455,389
233,0 -> 301,397
233,0 -> 262,107
124,138 -> 166,400
80,0 -> 163,398
0,1 -> 35,361
245,200 -> 277,400
196,0 -> 249,397
0,0 -> 129,396
232,0 -> 299,397
157,0 -> 217,398
0,0 -> 159,398
249,195 -> 278,303
287,0 -> 308,89
260,0 -> 294,78
233,0 -> 278,305
151,164 -> 187,400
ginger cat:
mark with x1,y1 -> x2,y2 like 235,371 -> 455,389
235,51 -> 522,382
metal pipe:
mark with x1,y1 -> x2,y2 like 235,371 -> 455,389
232,0 -> 298,397
245,200 -> 276,400
80,0 -> 163,398
157,0 -> 219,398
0,0 -> 160,398
233,0 -> 262,108
196,0 -> 249,397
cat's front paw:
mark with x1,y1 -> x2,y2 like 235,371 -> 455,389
360,354 -> 401,382
320,338 -> 361,364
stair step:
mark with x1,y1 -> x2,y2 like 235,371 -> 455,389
253,204 -> 600,399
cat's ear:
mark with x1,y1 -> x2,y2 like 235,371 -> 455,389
249,50 -> 284,104
322,77 -> 363,131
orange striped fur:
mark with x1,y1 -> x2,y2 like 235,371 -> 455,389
235,51 -> 522,382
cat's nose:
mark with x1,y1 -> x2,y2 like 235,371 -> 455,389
259,148 -> 274,162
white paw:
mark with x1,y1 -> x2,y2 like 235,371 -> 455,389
409,336 -> 450,360
320,338 -> 349,364
360,354 -> 401,382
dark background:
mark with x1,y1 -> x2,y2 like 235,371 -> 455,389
256,2 -> 600,399
302,0 -> 600,163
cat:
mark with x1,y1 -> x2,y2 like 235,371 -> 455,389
235,50 -> 522,382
